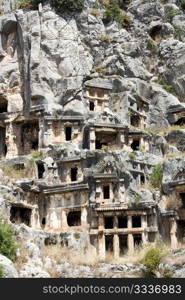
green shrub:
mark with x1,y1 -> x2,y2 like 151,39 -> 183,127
162,266 -> 174,278
30,149 -> 43,160
18,0 -> 85,11
0,216 -> 19,262
173,24 -> 184,41
0,264 -> 5,278
129,152 -> 136,160
50,0 -> 84,12
157,77 -> 176,95
149,164 -> 163,188
147,39 -> 158,54
141,247 -> 165,278
74,232 -> 80,239
178,0 -> 185,10
103,3 -> 131,28
165,5 -> 182,22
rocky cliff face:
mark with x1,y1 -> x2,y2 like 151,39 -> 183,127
1,0 -> 185,278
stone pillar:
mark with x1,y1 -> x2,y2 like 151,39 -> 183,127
50,209 -> 58,229
98,214 -> 104,231
127,234 -> 134,254
113,234 -> 120,259
127,215 -> 132,229
81,207 -> 88,228
44,121 -> 52,147
5,121 -> 18,158
98,214 -> 105,261
38,119 -> 44,148
170,218 -> 178,249
127,215 -> 134,254
30,207 -> 40,229
119,130 -> 125,149
98,233 -> 105,261
90,128 -> 95,150
141,215 -> 148,244
61,210 -> 68,229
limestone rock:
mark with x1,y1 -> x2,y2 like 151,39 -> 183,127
0,254 -> 18,278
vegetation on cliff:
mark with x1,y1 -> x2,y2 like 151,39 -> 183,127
0,216 -> 19,262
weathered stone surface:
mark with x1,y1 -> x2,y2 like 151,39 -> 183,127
0,254 -> 18,278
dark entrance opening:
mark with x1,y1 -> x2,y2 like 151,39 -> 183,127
133,234 -> 142,247
132,216 -> 141,228
148,232 -> 156,243
177,220 -> 185,242
37,161 -> 45,179
44,235 -> 58,246
21,121 -> 39,154
10,206 -> 31,226
103,185 -> 110,199
105,235 -> 113,252
119,235 -> 128,255
179,193 -> 185,208
0,127 -> 7,157
131,139 -> 140,151
104,216 -> 114,229
42,217 -> 46,226
149,25 -> 162,41
95,139 -> 108,150
71,167 -> 78,182
130,115 -> 140,127
141,174 -> 145,184
174,118 -> 185,126
0,98 -> 8,113
118,216 -> 127,228
65,127 -> 72,141
89,101 -> 95,111
67,211 -> 81,226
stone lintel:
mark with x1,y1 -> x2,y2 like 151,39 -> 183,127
93,124 -> 126,130
40,183 -> 89,194
44,116 -> 84,122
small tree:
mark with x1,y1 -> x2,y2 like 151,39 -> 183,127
149,164 -> 163,188
141,247 -> 165,278
0,216 -> 19,262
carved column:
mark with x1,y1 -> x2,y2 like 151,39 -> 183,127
127,215 -> 134,254
90,128 -> 95,150
127,234 -> 134,254
98,214 -> 105,261
141,215 -> 148,244
38,118 -> 45,148
170,217 -> 178,249
81,207 -> 88,229
113,234 -> 120,259
61,210 -> 68,230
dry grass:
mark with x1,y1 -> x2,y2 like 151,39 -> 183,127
137,182 -> 154,192
89,9 -> 101,16
14,245 -> 29,270
99,0 -> 111,6
92,65 -> 107,74
145,125 -> 185,136
1,161 -> 35,179
105,243 -> 156,265
100,34 -> 112,42
44,244 -> 98,267
163,245 -> 185,266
